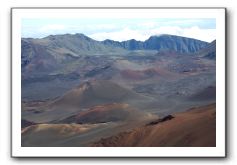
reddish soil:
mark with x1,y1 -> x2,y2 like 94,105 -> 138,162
91,103 -> 216,147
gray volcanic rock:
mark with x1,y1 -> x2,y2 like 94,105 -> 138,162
21,33 -> 215,102
21,33 -> 208,77
144,35 -> 207,53
102,34 -> 208,53
193,40 -> 216,60
102,39 -> 144,50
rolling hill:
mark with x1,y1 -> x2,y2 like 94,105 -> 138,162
91,103 -> 216,147
21,33 -> 216,147
22,80 -> 154,123
21,123 -> 102,147
50,80 -> 150,109
55,103 -> 154,124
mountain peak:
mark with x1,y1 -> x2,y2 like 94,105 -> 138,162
74,33 -> 96,42
44,33 -> 94,41
148,34 -> 191,40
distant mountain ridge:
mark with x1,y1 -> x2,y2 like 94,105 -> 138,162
22,33 -> 209,57
21,33 -> 214,100
102,34 -> 208,53
195,40 -> 216,60
21,33 -> 209,76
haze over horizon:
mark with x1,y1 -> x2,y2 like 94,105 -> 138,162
22,18 -> 216,42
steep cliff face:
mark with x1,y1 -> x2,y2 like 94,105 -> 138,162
102,34 -> 208,53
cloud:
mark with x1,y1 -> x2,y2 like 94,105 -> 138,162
88,26 -> 216,42
22,19 -> 216,42
39,24 -> 66,32
89,28 -> 149,42
180,26 -> 216,42
148,26 -> 216,42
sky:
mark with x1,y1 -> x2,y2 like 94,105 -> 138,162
22,18 -> 216,42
